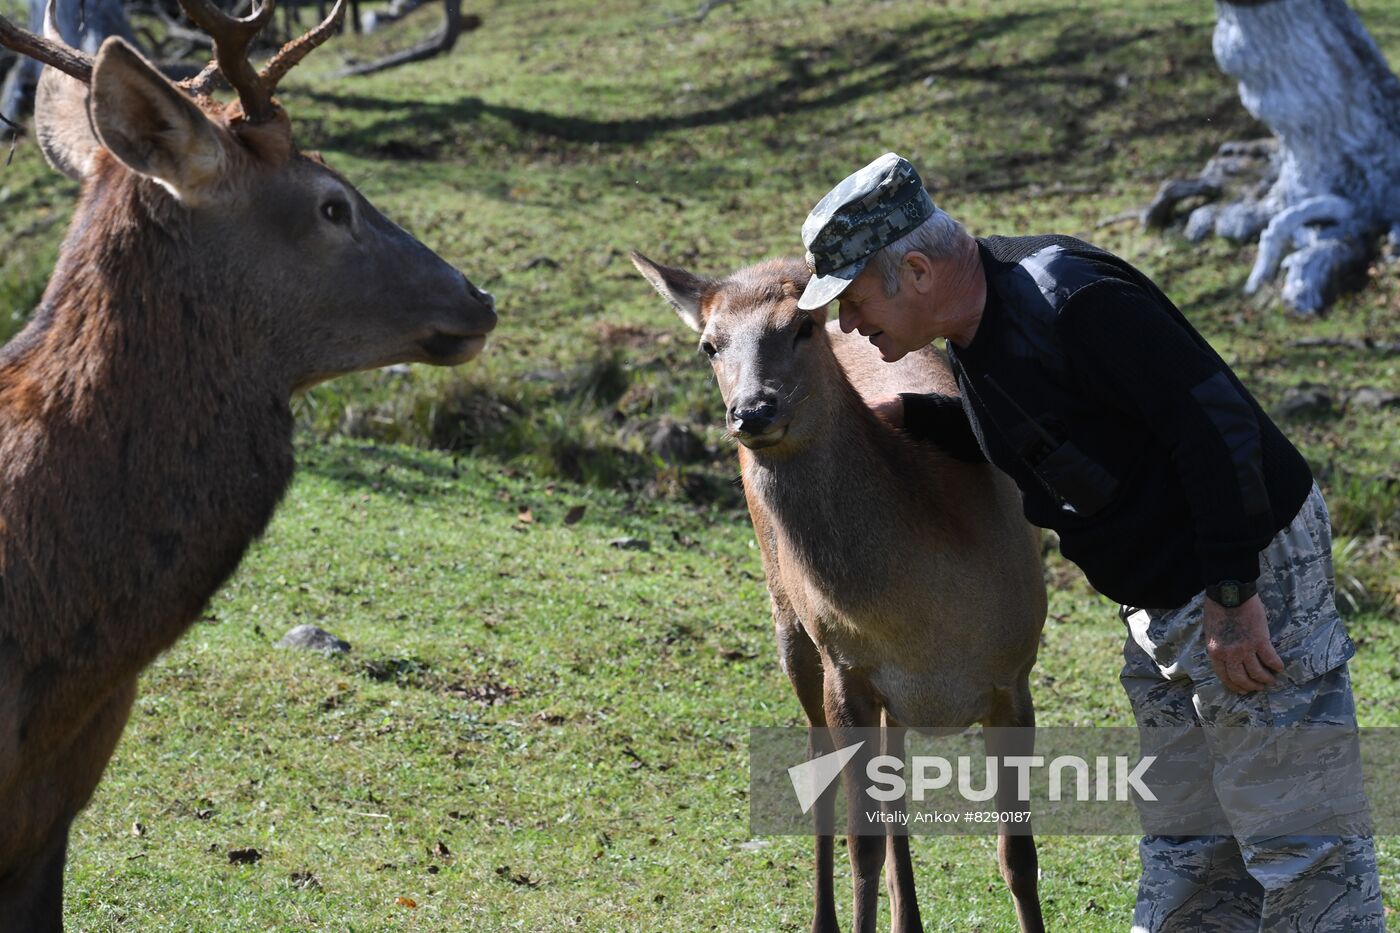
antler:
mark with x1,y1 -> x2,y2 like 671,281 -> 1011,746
1,0 -> 345,124
176,0 -> 277,120
261,0 -> 346,90
0,2 -> 93,84
176,0 -> 345,123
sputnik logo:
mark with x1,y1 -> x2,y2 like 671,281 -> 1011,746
788,742 -> 864,814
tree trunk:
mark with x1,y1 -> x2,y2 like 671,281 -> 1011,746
1145,0 -> 1400,314
1,0 -> 138,125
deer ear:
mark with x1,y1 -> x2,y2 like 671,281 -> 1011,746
87,38 -> 228,204
629,250 -> 712,333
36,59 -> 99,181
33,0 -> 100,181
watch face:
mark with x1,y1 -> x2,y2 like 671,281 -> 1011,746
1220,583 -> 1240,606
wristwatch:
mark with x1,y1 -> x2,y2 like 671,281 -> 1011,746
1206,579 -> 1257,608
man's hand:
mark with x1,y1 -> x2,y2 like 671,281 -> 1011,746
869,394 -> 904,428
1202,594 -> 1283,693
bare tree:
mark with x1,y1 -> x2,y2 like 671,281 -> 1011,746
1144,0 -> 1400,314
1,0 -> 138,122
336,0 -> 478,77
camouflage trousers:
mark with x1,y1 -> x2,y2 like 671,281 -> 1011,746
1119,484 -> 1384,932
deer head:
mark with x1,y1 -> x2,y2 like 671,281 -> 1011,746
3,0 -> 496,387
632,251 -> 837,453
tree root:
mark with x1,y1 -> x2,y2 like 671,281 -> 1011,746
1277,228 -> 1369,314
1245,194 -> 1353,294
1141,138 -> 1383,314
1141,178 -> 1221,230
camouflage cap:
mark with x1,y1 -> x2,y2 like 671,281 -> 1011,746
797,152 -> 936,311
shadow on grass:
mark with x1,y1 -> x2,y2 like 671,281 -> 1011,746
305,10 -> 1234,188
298,440 -> 469,497
310,12 -> 1042,141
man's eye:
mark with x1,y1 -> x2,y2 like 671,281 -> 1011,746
796,318 -> 815,341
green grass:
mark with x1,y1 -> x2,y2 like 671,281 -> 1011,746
1,0 -> 1398,928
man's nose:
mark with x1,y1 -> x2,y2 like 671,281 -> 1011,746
838,304 -> 858,334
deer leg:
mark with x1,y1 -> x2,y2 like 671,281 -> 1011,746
823,666 -> 884,933
0,675 -> 138,933
985,678 -> 1044,933
776,618 -> 839,933
0,822 -> 69,933
881,715 -> 922,933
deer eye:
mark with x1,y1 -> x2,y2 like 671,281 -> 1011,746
795,317 -> 815,341
700,339 -> 718,358
320,198 -> 352,226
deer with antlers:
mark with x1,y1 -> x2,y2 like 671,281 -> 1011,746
0,3 -> 496,927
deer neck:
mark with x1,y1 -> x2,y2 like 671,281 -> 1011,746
740,362 -> 939,600
0,170 -> 296,675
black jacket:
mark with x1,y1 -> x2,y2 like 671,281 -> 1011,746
902,234 -> 1313,609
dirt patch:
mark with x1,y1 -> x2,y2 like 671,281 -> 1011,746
443,680 -> 520,707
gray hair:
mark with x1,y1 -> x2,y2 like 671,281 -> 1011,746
868,209 -> 965,297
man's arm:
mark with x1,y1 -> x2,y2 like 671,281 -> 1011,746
869,392 -> 989,463
1058,279 -> 1281,693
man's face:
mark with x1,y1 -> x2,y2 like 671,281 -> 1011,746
834,262 -> 927,363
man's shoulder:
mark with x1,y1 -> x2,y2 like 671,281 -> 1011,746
980,234 -> 1137,279
981,235 -> 1157,317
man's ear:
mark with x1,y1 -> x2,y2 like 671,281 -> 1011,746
87,37 -> 229,204
629,250 -> 714,333
903,251 -> 936,295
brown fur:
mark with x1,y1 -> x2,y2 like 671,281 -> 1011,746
635,253 -> 1048,933
0,38 -> 495,930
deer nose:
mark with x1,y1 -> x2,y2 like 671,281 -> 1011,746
461,276 -> 498,332
468,281 -> 495,313
730,402 -> 776,435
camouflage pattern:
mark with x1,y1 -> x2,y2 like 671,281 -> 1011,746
1119,484 -> 1384,930
796,152 -> 937,311
1128,833 -> 1382,932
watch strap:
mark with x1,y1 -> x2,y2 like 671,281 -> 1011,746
1206,579 -> 1257,608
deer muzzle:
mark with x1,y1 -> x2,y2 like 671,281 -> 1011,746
729,399 -> 789,448
417,271 -> 498,364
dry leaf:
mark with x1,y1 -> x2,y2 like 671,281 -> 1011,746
563,505 -> 586,525
495,865 -> 540,887
516,507 -> 534,524
395,896 -> 418,909
289,870 -> 321,890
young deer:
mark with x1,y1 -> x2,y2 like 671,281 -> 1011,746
633,253 -> 1047,933
0,3 -> 496,927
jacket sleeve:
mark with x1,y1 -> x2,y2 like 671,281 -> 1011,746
1056,279 -> 1273,588
898,392 -> 989,463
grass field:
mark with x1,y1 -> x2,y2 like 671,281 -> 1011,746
3,0 -> 1399,929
